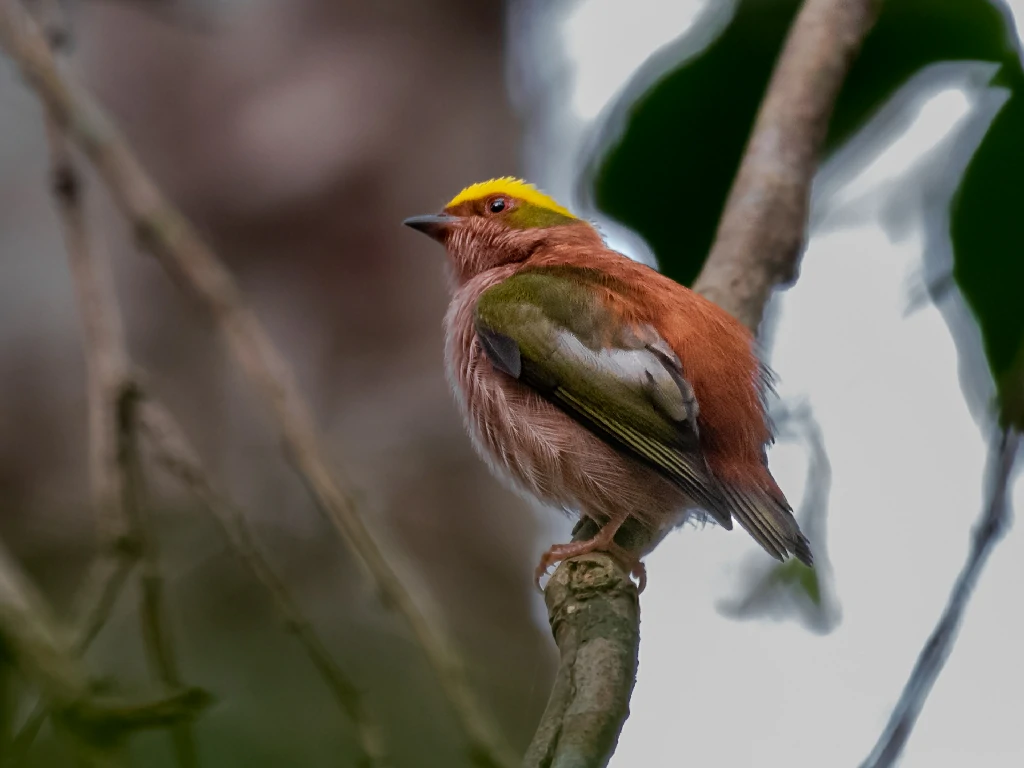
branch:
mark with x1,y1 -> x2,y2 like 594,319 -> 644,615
120,388 -> 201,768
693,0 -> 881,333
529,1 -> 881,763
688,2 -> 1019,764
16,4 -> 200,764
0,533 -> 94,722
0,536 -> 211,757
13,0 -> 137,753
73,686 -> 213,737
0,4 -> 513,765
860,429 -> 1021,768
525,520 -> 644,768
138,397 -> 388,768
524,549 -> 639,768
30,0 -> 139,653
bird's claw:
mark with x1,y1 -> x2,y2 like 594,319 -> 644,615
534,538 -> 647,594
627,559 -> 647,594
534,542 -> 581,592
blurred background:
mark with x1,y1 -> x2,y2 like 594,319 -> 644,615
1,0 -> 1023,766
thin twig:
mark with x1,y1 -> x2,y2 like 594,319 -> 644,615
138,397 -> 388,768
0,5 -> 513,765
0,536 -> 210,762
16,4 -> 199,764
10,0 -> 139,756
0,534 -> 101,752
693,0 -> 882,333
10,547 -> 133,759
10,569 -> 135,755
860,429 -> 1021,768
119,388 -> 201,768
30,0 -> 140,647
74,686 -> 213,736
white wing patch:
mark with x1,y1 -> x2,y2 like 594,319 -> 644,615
549,325 -> 698,426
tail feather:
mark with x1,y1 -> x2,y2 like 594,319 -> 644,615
722,484 -> 813,566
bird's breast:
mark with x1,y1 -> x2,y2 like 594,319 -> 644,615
442,272 -> 688,532
444,271 -> 569,504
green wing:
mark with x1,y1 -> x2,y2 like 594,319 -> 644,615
474,267 -> 732,526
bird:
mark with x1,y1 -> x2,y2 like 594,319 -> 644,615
403,177 -> 812,591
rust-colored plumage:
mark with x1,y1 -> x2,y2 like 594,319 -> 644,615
405,179 -> 811,590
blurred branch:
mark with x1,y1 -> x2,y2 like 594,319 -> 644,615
17,3 -> 199,764
860,428 -> 1021,768
138,398 -> 389,768
30,0 -> 139,657
0,534 -> 100,752
121,390 -> 200,768
13,0 -> 136,756
524,550 -> 639,768
694,0 -> 881,333
0,536 -> 210,764
72,686 -> 212,736
0,4 -> 514,766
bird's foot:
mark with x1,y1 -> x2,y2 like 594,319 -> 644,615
534,539 -> 600,590
605,543 -> 647,594
535,531 -> 647,593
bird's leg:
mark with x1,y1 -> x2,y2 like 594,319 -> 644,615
536,516 -> 647,592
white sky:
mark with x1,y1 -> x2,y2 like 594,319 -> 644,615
517,1 -> 1024,766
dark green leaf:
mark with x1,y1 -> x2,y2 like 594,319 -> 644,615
588,0 -> 1024,425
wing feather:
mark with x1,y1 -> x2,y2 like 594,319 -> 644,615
472,266 -> 812,566
474,271 -> 733,528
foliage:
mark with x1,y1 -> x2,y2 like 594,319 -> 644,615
590,0 -> 1024,427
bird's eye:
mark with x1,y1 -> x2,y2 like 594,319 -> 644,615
487,197 -> 507,214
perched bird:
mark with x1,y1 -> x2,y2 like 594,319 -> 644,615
404,177 -> 811,590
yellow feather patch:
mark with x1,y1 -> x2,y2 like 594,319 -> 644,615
446,177 -> 577,219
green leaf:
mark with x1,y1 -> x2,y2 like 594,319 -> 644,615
716,557 -> 840,634
951,69 -> 1024,428
588,0 -> 1024,425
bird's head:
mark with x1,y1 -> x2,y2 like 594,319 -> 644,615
403,177 -> 598,282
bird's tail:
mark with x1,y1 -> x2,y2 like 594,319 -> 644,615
721,484 -> 813,566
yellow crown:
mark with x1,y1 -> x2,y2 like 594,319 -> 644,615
446,177 -> 576,219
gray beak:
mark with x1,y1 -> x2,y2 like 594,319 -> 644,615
403,213 -> 460,243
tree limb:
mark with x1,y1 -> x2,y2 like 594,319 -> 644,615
694,0 -> 881,333
0,4 -> 512,765
860,429 -> 1021,768
530,1 -> 880,763
523,549 -> 639,768
138,397 -> 389,768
